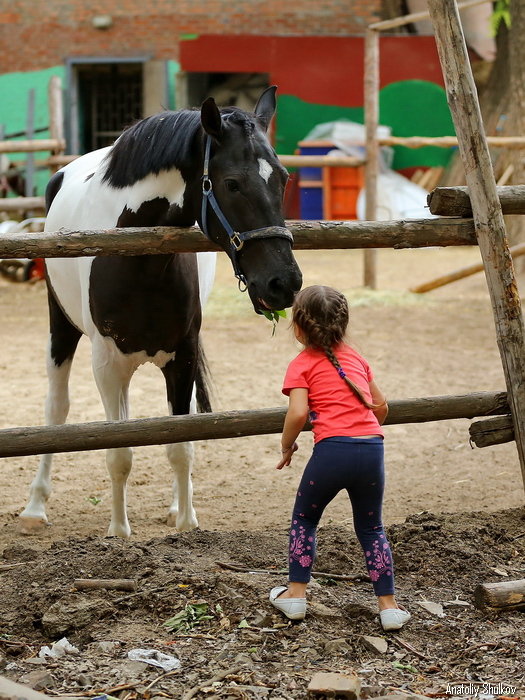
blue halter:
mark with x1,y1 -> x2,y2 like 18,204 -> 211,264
200,134 -> 293,289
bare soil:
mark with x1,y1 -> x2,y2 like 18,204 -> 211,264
0,247 -> 524,698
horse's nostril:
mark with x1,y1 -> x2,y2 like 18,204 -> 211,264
268,277 -> 285,294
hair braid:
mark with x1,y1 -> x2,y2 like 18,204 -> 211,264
323,345 -> 381,410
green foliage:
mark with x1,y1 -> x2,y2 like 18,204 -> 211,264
86,496 -> 101,506
491,0 -> 511,35
262,309 -> 287,336
392,660 -> 419,674
163,602 -> 214,633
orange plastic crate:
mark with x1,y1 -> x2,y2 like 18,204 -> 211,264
322,165 -> 364,220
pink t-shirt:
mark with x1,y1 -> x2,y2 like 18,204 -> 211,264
282,343 -> 384,442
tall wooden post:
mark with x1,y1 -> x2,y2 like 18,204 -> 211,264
364,28 -> 379,289
428,0 -> 525,493
48,75 -> 64,174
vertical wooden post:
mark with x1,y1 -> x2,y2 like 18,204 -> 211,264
428,0 -> 525,493
48,75 -> 64,174
25,89 -> 35,201
364,28 -> 379,289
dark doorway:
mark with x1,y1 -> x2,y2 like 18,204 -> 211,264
177,72 -> 269,111
67,58 -> 147,155
76,63 -> 142,153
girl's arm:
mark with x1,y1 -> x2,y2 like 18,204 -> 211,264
276,388 -> 309,470
369,379 -> 389,425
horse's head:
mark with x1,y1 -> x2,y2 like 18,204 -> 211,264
197,86 -> 302,313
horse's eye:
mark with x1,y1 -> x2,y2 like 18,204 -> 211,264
225,179 -> 240,192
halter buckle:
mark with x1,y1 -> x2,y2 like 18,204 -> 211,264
231,233 -> 244,251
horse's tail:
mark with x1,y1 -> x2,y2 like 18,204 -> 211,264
196,335 -> 212,413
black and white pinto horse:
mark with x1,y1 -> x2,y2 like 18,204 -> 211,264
19,86 -> 302,538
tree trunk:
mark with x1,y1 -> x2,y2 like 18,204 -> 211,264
505,0 -> 525,246
440,17 -> 510,189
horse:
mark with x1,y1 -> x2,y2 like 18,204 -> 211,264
19,86 -> 302,538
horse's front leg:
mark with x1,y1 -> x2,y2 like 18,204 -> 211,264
20,291 -> 82,533
19,347 -> 76,532
91,335 -> 134,538
162,339 -> 200,532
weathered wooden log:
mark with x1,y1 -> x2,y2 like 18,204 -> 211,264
0,391 -> 509,459
411,242 -> 525,293
428,185 -> 525,217
428,0 -> 525,495
73,578 -> 137,591
379,135 -> 525,150
469,414 -> 514,448
370,0 -> 498,31
474,579 -> 525,610
0,218 -> 478,259
279,154 -> 365,168
0,197 -> 45,212
0,139 -> 65,154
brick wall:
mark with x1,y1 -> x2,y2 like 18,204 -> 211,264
0,0 -> 382,73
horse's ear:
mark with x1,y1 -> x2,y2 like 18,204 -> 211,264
201,97 -> 223,140
254,85 -> 277,132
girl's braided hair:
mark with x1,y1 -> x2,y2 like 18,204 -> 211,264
292,285 -> 381,410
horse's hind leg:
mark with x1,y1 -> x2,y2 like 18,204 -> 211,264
19,288 -> 81,533
162,339 -> 199,532
91,334 -> 134,538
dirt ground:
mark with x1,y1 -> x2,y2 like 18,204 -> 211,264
0,247 -> 524,698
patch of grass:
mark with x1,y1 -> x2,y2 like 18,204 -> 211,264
342,288 -> 434,307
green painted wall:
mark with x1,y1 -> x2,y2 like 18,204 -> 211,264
379,80 -> 456,170
276,80 -> 455,171
0,66 -> 65,196
166,60 -> 180,110
275,95 -> 364,156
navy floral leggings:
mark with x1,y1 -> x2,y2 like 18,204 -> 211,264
288,436 -> 395,597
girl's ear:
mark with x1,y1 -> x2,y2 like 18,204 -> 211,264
201,97 -> 223,140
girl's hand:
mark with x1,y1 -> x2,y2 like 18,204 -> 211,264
276,442 -> 298,470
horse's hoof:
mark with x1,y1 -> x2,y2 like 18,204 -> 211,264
107,523 -> 132,538
176,515 -> 199,532
18,516 -> 50,535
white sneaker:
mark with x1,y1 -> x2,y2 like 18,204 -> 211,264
269,585 -> 306,620
380,607 -> 411,631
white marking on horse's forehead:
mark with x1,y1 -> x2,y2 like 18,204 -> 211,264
124,169 -> 186,212
258,158 -> 273,184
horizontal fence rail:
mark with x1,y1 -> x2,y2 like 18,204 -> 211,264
0,391 -> 509,458
428,185 -> 525,217
0,218 -> 478,259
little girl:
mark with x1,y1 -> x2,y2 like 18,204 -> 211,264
269,285 -> 410,631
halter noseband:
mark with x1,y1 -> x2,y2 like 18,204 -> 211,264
200,134 -> 293,289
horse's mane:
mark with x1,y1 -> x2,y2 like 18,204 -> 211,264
102,107 -> 256,188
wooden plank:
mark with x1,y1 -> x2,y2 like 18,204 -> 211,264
410,242 -> 525,293
369,0 -> 489,31
0,391 -> 509,459
379,135 -> 525,149
48,75 -> 64,176
364,28 -> 380,289
429,185 -> 525,217
469,414 -> 514,448
474,580 -> 525,610
0,139 -> 65,154
428,0 -> 525,495
0,197 -> 45,212
24,89 -> 35,200
0,218 -> 478,259
279,154 -> 365,168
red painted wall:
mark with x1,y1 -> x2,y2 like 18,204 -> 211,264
180,35 -> 446,107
